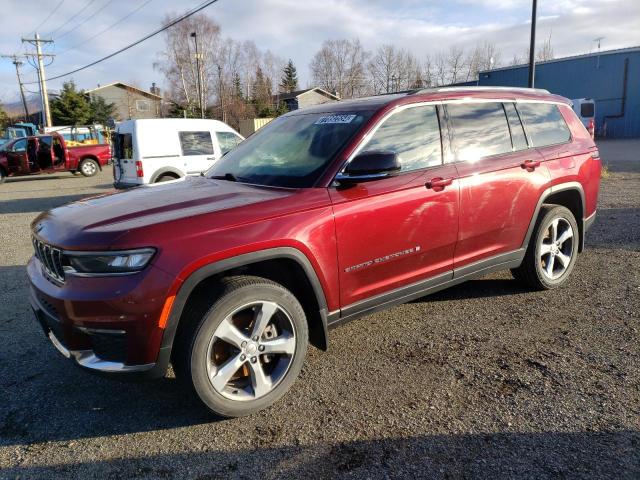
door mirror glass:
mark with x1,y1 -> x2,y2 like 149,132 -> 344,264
336,151 -> 401,183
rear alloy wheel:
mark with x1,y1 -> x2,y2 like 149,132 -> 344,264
79,159 -> 99,177
174,276 -> 308,417
511,205 -> 579,290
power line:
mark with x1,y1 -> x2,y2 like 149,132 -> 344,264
25,0 -> 220,84
58,0 -> 155,55
55,0 -> 115,42
47,0 -> 97,38
30,0 -> 66,35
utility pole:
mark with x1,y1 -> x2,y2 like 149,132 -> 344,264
22,33 -> 54,127
527,0 -> 538,88
190,32 -> 204,118
1,54 -> 30,119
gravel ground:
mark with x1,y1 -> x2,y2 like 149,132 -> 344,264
1,141 -> 638,479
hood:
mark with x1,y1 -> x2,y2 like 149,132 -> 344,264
32,176 -> 315,249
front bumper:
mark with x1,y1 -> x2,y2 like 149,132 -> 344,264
28,256 -> 174,379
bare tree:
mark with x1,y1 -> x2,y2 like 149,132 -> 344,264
310,38 -> 370,98
446,46 -> 466,84
536,34 -> 554,61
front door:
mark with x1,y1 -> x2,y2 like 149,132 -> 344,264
446,101 -> 550,268
330,104 -> 459,308
6,138 -> 28,174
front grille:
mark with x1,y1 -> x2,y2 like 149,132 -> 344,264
32,237 -> 65,283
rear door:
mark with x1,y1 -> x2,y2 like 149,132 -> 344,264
113,130 -> 138,185
331,104 -> 459,308
178,131 -> 216,174
447,101 -> 549,269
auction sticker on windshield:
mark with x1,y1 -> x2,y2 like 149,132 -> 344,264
315,114 -> 357,125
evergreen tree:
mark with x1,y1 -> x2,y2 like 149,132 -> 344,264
89,96 -> 116,124
232,72 -> 243,99
50,81 -> 93,125
251,67 -> 273,117
0,106 -> 10,131
280,59 -> 298,93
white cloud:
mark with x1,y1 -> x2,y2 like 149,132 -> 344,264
0,0 -> 638,103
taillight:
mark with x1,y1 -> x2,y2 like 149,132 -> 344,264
135,160 -> 144,177
587,118 -> 595,139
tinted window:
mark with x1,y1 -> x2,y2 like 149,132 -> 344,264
364,105 -> 441,172
216,132 -> 243,155
12,139 -> 27,152
179,131 -> 214,156
504,103 -> 528,151
208,111 -> 372,188
517,103 -> 571,147
581,102 -> 594,118
447,103 -> 512,161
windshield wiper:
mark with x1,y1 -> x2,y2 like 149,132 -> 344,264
210,173 -> 239,182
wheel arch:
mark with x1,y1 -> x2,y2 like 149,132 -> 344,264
523,182 -> 586,253
161,247 -> 330,372
149,167 -> 184,183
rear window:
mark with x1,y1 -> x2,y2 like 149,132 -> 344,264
581,102 -> 595,118
216,132 -> 243,155
115,133 -> 133,159
517,103 -> 571,147
447,102 -> 512,161
179,131 -> 214,156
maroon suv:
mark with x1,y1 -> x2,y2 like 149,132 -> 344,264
28,87 -> 600,417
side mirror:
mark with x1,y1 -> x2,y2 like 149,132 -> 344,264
335,151 -> 401,184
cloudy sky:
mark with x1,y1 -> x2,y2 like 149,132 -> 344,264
0,0 -> 638,103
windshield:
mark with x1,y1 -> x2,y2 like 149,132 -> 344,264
207,111 -> 373,188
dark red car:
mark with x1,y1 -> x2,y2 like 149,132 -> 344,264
28,87 -> 600,417
0,132 -> 111,183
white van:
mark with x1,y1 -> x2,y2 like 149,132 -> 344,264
571,98 -> 596,138
113,118 -> 243,188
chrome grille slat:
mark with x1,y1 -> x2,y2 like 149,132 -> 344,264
32,237 -> 65,283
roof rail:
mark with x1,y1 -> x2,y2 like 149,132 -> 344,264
410,86 -> 551,95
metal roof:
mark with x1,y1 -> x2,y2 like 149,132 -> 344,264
479,45 -> 640,74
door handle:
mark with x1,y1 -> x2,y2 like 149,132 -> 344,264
207,156 -> 216,161
521,159 -> 541,170
426,177 -> 453,191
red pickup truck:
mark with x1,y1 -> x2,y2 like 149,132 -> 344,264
0,132 -> 111,183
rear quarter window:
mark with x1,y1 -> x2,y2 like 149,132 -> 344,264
517,103 -> 571,147
581,102 -> 595,118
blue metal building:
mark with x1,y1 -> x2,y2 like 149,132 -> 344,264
477,46 -> 640,138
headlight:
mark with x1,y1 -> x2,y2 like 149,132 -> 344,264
65,248 -> 156,275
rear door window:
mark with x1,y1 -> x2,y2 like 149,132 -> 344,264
216,132 -> 243,155
504,103 -> 528,151
446,102 -> 512,161
516,103 -> 571,147
12,139 -> 27,152
179,131 -> 214,156
363,105 -> 442,172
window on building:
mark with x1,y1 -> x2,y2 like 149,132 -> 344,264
504,102 -> 529,151
581,102 -> 595,118
363,105 -> 442,172
136,99 -> 150,112
446,102 -> 513,161
517,103 -> 571,147
179,131 -> 214,156
216,132 -> 243,155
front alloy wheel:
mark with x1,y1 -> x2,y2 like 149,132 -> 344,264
174,276 -> 308,417
206,301 -> 297,401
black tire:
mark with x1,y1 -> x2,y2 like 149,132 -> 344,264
172,276 -> 308,417
155,174 -> 178,183
79,158 -> 99,177
511,205 -> 579,290
70,170 -> 79,175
